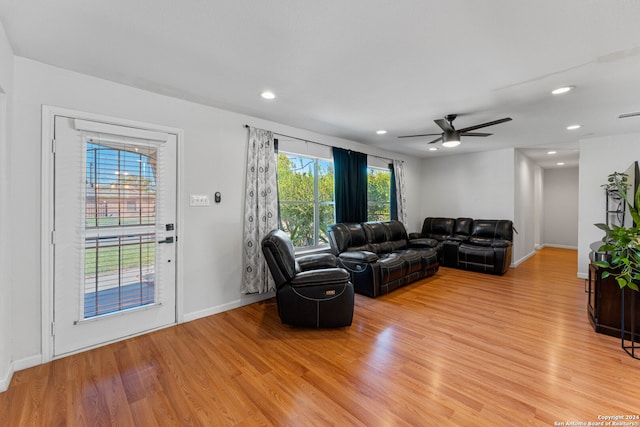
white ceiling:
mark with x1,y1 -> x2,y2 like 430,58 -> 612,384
2,0 -> 640,168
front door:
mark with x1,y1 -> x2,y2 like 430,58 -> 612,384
52,115 -> 177,357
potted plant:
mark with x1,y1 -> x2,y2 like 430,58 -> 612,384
594,171 -> 640,291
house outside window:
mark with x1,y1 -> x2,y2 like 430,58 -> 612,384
277,152 -> 334,249
367,167 -> 391,221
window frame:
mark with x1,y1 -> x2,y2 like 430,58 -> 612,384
276,150 -> 335,251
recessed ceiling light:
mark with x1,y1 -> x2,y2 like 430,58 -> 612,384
260,91 -> 276,100
376,130 -> 387,135
552,86 -> 574,95
547,151 -> 557,155
429,147 -> 438,151
557,162 -> 565,166
566,124 -> 581,130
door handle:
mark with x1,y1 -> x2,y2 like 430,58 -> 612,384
158,237 -> 174,244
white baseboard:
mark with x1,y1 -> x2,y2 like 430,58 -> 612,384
512,250 -> 537,267
541,243 -> 578,250
0,362 -> 14,393
182,291 -> 275,323
0,354 -> 42,392
13,354 -> 43,372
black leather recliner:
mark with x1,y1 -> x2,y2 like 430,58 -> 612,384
261,229 -> 355,328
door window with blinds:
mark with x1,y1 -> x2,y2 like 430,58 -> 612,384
51,113 -> 177,357
84,140 -> 158,318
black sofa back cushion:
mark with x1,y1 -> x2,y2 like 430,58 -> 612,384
384,221 -> 409,251
363,222 -> 394,253
421,217 -> 455,240
469,219 -> 513,246
328,223 -> 370,254
329,221 -> 412,256
261,229 -> 299,286
453,217 -> 473,239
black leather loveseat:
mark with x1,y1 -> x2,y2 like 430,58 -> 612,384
410,217 -> 513,275
327,220 -> 439,298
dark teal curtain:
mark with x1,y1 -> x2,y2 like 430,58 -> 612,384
389,163 -> 397,220
333,147 -> 368,223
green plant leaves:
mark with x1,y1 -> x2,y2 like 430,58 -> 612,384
594,170 -> 640,292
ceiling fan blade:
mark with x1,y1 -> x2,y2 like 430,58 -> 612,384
397,133 -> 441,139
458,117 -> 512,133
427,136 -> 443,144
619,112 -> 640,119
461,132 -> 492,137
434,119 -> 454,132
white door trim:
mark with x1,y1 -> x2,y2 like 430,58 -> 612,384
41,105 -> 184,363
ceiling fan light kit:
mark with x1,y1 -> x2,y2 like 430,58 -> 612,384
398,113 -> 512,148
442,130 -> 461,148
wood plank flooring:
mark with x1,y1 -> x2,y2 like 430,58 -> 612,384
3,247 -> 640,426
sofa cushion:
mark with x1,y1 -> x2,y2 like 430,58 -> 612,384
421,217 -> 455,240
453,217 -> 473,240
363,222 -> 395,253
328,223 -> 370,253
458,243 -> 496,273
384,221 -> 409,251
376,253 -> 406,283
469,219 -> 513,245
261,229 -> 298,284
395,249 -> 423,274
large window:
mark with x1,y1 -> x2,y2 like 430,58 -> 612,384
367,167 -> 392,221
277,153 -> 335,249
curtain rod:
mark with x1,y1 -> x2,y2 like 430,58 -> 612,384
244,124 -> 396,164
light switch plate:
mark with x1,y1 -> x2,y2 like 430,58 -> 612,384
190,194 -> 211,206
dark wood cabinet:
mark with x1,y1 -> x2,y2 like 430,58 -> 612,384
588,261 -> 640,341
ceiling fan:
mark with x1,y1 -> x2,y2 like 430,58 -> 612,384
398,114 -> 512,147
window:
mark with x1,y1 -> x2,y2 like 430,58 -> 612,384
277,153 -> 335,249
367,167 -> 392,221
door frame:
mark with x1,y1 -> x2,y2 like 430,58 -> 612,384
41,105 -> 184,363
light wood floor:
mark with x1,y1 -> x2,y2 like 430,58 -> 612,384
3,247 -> 640,426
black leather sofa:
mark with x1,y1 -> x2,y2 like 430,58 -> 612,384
327,220 -> 439,298
262,229 -> 355,328
410,217 -> 513,275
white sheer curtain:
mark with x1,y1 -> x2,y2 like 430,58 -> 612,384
393,159 -> 408,226
241,127 -> 278,294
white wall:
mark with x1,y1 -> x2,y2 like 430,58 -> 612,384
0,21 -> 14,392
9,57 -> 423,366
534,163 -> 544,249
514,151 -> 539,265
420,149 -> 516,219
578,133 -> 640,278
543,167 -> 579,248
419,149 -> 519,257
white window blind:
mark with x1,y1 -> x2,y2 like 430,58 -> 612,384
78,131 -> 165,320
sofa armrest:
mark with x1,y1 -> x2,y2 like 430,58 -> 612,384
339,250 -> 379,263
409,237 -> 438,248
491,240 -> 512,248
297,253 -> 337,271
408,232 -> 424,239
290,268 -> 350,287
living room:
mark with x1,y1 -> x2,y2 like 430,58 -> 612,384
2,1 -> 640,424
